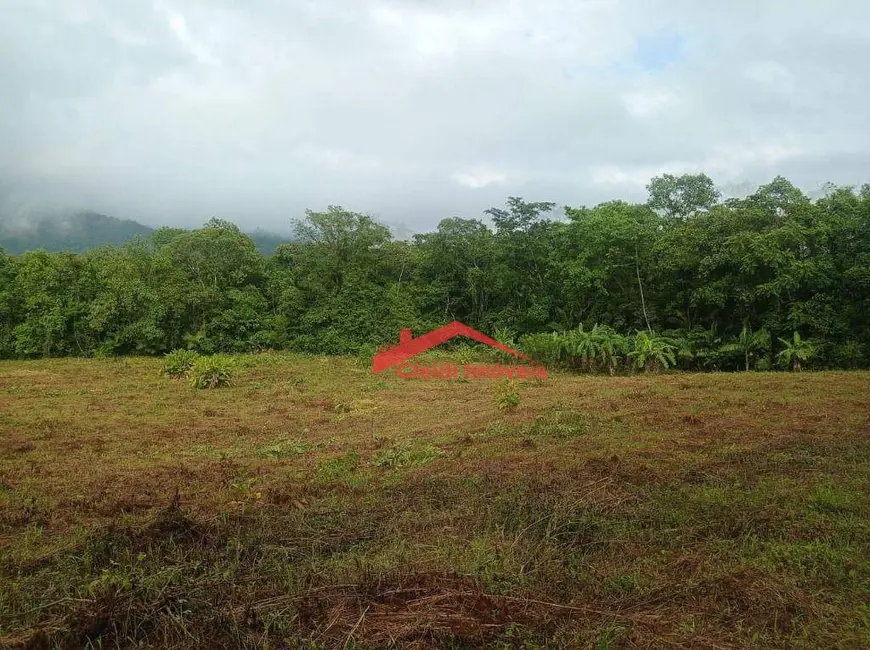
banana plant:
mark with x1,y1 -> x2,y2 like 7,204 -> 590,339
562,323 -> 600,370
777,331 -> 816,372
629,331 -> 677,372
720,323 -> 771,371
592,324 -> 629,375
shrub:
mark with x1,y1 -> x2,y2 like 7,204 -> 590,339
162,349 -> 200,377
189,355 -> 235,389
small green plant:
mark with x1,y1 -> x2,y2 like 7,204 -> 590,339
372,441 -> 444,469
520,409 -> 589,438
258,438 -> 331,459
494,380 -> 521,410
162,349 -> 200,377
592,325 -> 629,375
189,355 -> 235,389
314,451 -> 360,482
455,343 -> 479,366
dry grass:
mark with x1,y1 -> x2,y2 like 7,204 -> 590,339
0,354 -> 868,648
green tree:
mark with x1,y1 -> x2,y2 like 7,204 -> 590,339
647,173 -> 720,220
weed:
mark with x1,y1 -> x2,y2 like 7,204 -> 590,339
314,451 -> 360,482
372,441 -> 444,469
162,349 -> 200,377
494,379 -> 521,410
189,355 -> 235,389
809,483 -> 859,514
519,409 -> 589,438
258,438 -> 331,459
602,573 -> 641,597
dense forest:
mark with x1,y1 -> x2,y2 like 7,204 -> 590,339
1,173 -> 869,371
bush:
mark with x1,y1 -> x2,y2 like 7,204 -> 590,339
189,355 -> 235,389
163,349 -> 200,377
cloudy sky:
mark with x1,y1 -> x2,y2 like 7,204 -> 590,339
1,0 -> 869,232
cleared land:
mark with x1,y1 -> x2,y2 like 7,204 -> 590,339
0,355 -> 868,649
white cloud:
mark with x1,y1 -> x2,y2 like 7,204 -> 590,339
163,7 -> 217,65
745,61 -> 796,94
622,87 -> 680,118
1,0 -> 869,229
451,168 -> 508,189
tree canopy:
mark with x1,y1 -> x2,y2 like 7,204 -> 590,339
1,175 -> 868,370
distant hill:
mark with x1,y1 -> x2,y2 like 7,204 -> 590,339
0,212 -> 293,256
247,228 -> 295,256
0,212 -> 154,254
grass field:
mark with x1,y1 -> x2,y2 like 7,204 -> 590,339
0,354 -> 868,649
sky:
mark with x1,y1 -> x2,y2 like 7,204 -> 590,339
1,0 -> 869,233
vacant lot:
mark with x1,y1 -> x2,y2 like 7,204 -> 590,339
0,355 -> 868,649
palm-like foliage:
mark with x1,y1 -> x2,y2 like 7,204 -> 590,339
720,323 -> 771,371
777,331 -> 816,372
591,325 -> 629,375
562,323 -> 599,370
629,331 -> 677,372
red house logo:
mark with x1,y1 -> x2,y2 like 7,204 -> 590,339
372,321 -> 547,380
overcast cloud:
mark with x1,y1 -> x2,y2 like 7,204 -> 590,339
1,0 -> 869,232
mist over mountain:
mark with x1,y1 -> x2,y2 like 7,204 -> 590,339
0,211 -> 296,256
0,212 -> 154,254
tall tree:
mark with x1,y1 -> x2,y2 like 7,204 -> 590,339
647,173 -> 720,220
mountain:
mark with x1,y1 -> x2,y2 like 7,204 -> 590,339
247,228 -> 295,256
0,212 -> 154,254
0,213 -> 294,256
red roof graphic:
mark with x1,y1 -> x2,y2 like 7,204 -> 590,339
371,321 -> 533,374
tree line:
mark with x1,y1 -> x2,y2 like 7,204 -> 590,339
1,173 -> 869,371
